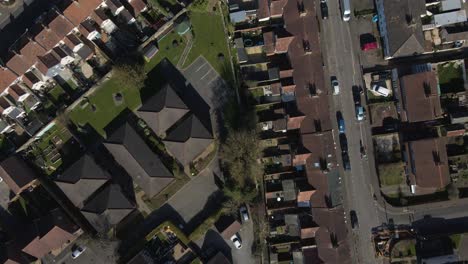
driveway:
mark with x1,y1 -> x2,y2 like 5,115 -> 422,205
168,154 -> 221,226
196,218 -> 255,264
42,236 -> 118,264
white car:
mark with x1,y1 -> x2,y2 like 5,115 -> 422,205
71,246 -> 86,259
356,106 -> 365,121
240,206 -> 249,222
230,234 -> 242,249
372,84 -> 391,97
331,79 -> 340,95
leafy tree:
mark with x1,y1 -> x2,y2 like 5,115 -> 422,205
113,63 -> 146,90
222,129 -> 261,188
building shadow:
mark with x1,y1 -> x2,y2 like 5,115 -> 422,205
199,229 -> 233,262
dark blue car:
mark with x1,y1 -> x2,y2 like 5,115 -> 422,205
337,111 -> 345,134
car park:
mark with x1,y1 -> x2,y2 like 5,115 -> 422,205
337,111 -> 345,133
320,0 -> 328,19
230,234 -> 242,249
350,210 -> 359,229
240,205 -> 249,222
331,77 -> 339,95
71,246 -> 86,259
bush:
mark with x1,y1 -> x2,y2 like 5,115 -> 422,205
188,207 -> 226,241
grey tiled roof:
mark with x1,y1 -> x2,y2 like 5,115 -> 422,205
104,121 -> 174,197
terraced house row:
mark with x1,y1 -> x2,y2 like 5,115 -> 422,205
0,0 -> 148,137
229,0 -> 349,262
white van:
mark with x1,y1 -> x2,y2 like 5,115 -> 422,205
342,0 -> 351,21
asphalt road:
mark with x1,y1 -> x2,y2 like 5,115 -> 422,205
319,2 -> 383,263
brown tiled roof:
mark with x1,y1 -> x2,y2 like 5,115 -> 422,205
34,27 -> 62,50
257,0 -> 270,20
406,137 -> 450,189
37,52 -> 61,75
22,71 -> 41,88
297,190 -> 315,203
91,8 -> 108,25
301,226 -> 319,239
282,84 -> 296,94
10,84 -> 26,96
302,131 -> 336,190
63,0 -> 102,26
400,71 -> 442,123
63,34 -> 83,50
0,155 -> 36,194
270,82 -> 281,94
292,153 -> 310,166
128,0 -> 147,16
284,0 -> 325,133
280,69 -> 294,78
275,36 -> 294,53
0,67 -> 18,92
48,13 -> 75,38
7,55 -> 31,76
263,31 -> 275,54
270,0 -> 288,17
287,115 -> 305,130
215,216 -> 242,240
312,207 -> 351,264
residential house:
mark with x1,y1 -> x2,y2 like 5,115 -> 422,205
405,137 -> 450,193
399,71 -> 443,123
375,0 -> 426,59
21,208 -> 80,260
52,153 -> 134,233
137,84 -> 190,137
53,154 -> 111,208
0,155 -> 37,195
104,121 -> 175,198
80,183 -> 135,233
215,216 -> 242,240
125,0 -> 148,17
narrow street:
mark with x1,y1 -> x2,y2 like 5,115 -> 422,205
319,1 -> 383,263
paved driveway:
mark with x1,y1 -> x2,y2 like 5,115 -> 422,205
43,237 -> 118,264
168,155 -> 221,225
196,218 -> 255,264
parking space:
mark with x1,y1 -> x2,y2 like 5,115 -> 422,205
168,154 -> 221,223
196,217 -> 255,264
43,237 -> 118,264
183,56 -> 230,112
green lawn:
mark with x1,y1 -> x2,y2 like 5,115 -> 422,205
378,162 -> 405,186
183,10 -> 231,75
451,233 -> 464,249
69,78 -> 141,136
48,85 -> 66,102
144,31 -> 187,72
437,62 -> 465,93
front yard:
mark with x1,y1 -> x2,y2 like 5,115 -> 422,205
183,9 -> 231,75
437,62 -> 465,94
144,31 -> 187,72
378,162 -> 405,186
69,78 -> 142,136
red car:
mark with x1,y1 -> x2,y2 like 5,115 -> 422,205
362,42 -> 378,51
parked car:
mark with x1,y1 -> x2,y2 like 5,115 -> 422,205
372,84 -> 391,97
360,140 -> 367,159
356,105 -> 365,121
320,0 -> 329,19
337,111 -> 345,133
350,210 -> 359,229
352,85 -> 362,105
230,234 -> 242,249
342,152 -> 351,170
331,76 -> 339,95
339,133 -> 348,154
71,246 -> 86,259
240,206 -> 249,222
